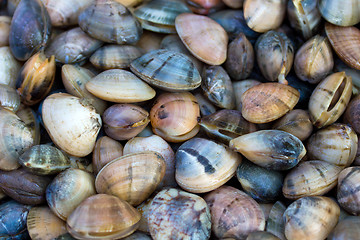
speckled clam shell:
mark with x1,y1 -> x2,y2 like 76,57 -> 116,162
204,185 -> 265,239
148,188 -> 211,240
67,194 -> 141,240
42,93 -> 102,157
266,201 -> 286,240
95,152 -> 166,206
0,83 -> 20,112
328,216 -> 360,240
175,13 -> 228,65
0,46 -> 21,88
319,0 -> 360,26
0,16 -> 10,47
230,130 -> 306,171
78,0 -> 142,44
337,167 -> 360,215
130,49 -> 201,92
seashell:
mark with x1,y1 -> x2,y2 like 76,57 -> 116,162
294,35 -> 333,84
247,231 -> 280,240
0,107 -> 34,170
43,0 -> 94,26
136,196 -> 153,234
19,145 -> 71,175
45,27 -> 103,64
241,82 -> 300,124
200,109 -> 257,144
90,45 -> 143,70
307,123 -> 358,167
259,203 -> 274,221
0,168 -> 51,205
7,0 -> 20,15
185,0 -> 223,14
115,0 -> 143,7
27,206 -> 67,240
78,0 -> 142,44
318,0 -> 360,27
194,92 -> 217,116
229,130 -> 306,170
204,185 -> 265,239
103,104 -> 150,141
67,194 -> 141,239
133,0 -> 191,34
284,196 -> 340,240
16,52 -> 56,106
0,83 -> 20,112
175,13 -> 228,65
233,79 -> 261,111
225,33 -> 254,81
0,16 -> 11,47
123,135 -> 177,189
42,93 -> 102,157
244,0 -> 286,33
0,46 -> 21,88
149,188 -> 211,240
16,105 -> 41,146
237,160 -> 283,203
325,23 -> 360,70
46,168 -> 96,220
345,95 -> 360,134
272,109 -> 313,141
266,201 -> 286,240
86,69 -> 155,103
283,160 -> 342,199
328,216 -> 360,240
92,136 -> 123,175
136,30 -> 163,53
308,72 -> 353,128
122,231 -> 152,240
61,64 -> 107,115
150,92 -> 200,142
130,49 -> 201,92
176,138 -> 241,193
9,0 -> 51,61
223,0 -> 243,8
95,152 -> 166,206
337,167 -> 360,215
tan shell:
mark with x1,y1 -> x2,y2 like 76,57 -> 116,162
337,167 -> 360,215
0,16 -> 11,47
0,83 -> 20,112
233,79 -> 261,111
16,104 -> 41,145
0,46 -> 21,88
136,30 -> 163,53
223,0 -> 243,8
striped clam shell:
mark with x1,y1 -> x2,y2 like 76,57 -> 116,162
318,0 -> 360,27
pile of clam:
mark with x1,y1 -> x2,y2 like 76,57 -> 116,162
1,0 -> 360,239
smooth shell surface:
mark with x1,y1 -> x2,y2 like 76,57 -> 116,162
0,16 -> 10,47
328,216 -> 360,240
318,0 -> 360,26
337,167 -> 360,215
0,46 -> 21,88
0,83 -> 20,112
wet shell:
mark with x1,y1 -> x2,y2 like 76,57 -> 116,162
0,46 -> 21,88
328,216 -> 360,240
130,49 -> 201,92
241,82 -> 300,124
42,93 -> 102,157
175,13 -> 228,65
229,130 -> 306,170
0,16 -> 11,47
67,194 -> 141,239
16,105 -> 41,146
284,196 -> 340,240
176,138 -> 241,193
95,152 -> 166,206
204,185 -> 265,239
337,167 -> 360,215
148,188 -> 211,240
78,0 -> 142,44
27,206 -> 67,240
233,79 -> 260,111
0,83 -> 20,112
266,201 -> 286,240
318,0 -> 360,26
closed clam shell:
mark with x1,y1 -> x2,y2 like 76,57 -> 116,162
0,83 -> 20,112
95,151 -> 166,206
283,160 -> 342,199
318,0 -> 360,26
241,82 -> 300,124
16,105 -> 41,146
307,124 -> 358,167
0,16 -> 10,47
46,168 -> 96,220
78,0 -> 142,44
42,93 -> 102,157
229,130 -> 306,170
337,167 -> 360,215
328,216 -> 360,240
148,188 -> 211,240
175,13 -> 228,65
176,138 -> 241,193
0,46 -> 21,88
266,201 -> 286,240
345,95 -> 360,134
9,0 -> 51,61
284,196 -> 340,240
309,72 -> 352,128
233,79 -> 260,111
86,69 -> 155,103
130,49 -> 201,92
204,185 -> 265,239
67,194 -> 141,239
27,206 -> 67,240
247,232 -> 280,240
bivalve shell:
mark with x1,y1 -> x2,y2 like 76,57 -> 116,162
0,83 -> 20,112
0,46 -> 21,88
0,16 -> 10,47
337,167 -> 360,215
328,216 -> 360,240
318,0 -> 360,26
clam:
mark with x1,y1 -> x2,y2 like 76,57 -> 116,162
241,82 -> 300,124
318,0 -> 360,26
247,232 -> 280,240
136,30 -> 164,53
9,0 -> 51,61
95,152 -> 166,206
328,216 -> 360,240
0,46 -> 21,88
148,188 -> 211,240
46,168 -> 96,220
103,104 -> 150,141
229,130 -> 306,170
223,0 -> 243,8
115,0 -> 143,7
67,194 -> 141,239
337,167 -> 360,215
266,201 -> 286,240
284,196 -> 340,240
78,0 -> 142,44
0,83 -> 20,112
233,79 -> 260,111
204,185 -> 265,239
344,94 -> 360,134
194,92 -> 217,116
175,13 -> 228,65
130,49 -> 201,92
136,196 -> 153,234
185,0 -> 223,14
86,69 -> 156,103
0,16 -> 10,47
42,93 -> 102,157
16,105 -> 41,146
175,138 -> 241,193
308,72 -> 352,128
7,0 -> 20,15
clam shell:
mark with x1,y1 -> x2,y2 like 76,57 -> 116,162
0,46 -> 21,88
0,83 -> 20,112
185,0 -> 223,14
194,92 -> 217,116
0,16 -> 10,47
328,216 -> 360,240
223,0 -> 243,8
122,232 -> 152,240
136,197 -> 152,234
266,201 -> 286,240
115,0 -> 143,7
233,79 -> 261,111
345,94 -> 360,134
136,30 -> 163,53
337,167 -> 360,215
318,0 -> 360,26
247,231 -> 280,240
16,105 -> 41,146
